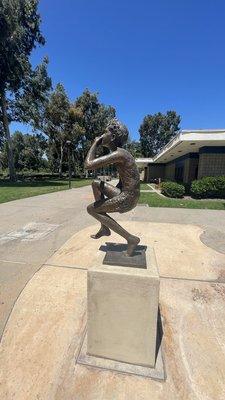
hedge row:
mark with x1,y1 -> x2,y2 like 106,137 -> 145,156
161,176 -> 225,199
190,176 -> 225,199
161,181 -> 185,198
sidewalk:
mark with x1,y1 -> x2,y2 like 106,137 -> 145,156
1,181 -> 225,339
0,221 -> 225,399
0,185 -> 94,337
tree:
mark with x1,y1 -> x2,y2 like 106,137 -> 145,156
70,90 -> 116,172
139,111 -> 181,157
0,0 -> 50,180
13,57 -> 51,129
19,132 -> 46,171
43,88 -> 116,176
0,130 -> 47,171
43,83 -> 71,177
0,121 -> 5,170
126,139 -> 142,158
0,121 -> 4,149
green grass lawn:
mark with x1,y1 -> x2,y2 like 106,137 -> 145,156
140,183 -> 153,190
2,178 -> 224,210
0,179 -> 92,204
139,192 -> 225,210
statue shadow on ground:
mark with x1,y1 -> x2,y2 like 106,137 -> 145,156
155,308 -> 164,362
99,242 -> 147,269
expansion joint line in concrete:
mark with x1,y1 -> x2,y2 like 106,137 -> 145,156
44,263 -> 87,271
160,275 -> 225,284
0,259 -> 28,265
44,264 -> 225,285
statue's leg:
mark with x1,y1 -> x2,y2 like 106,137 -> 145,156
90,180 -> 121,239
92,179 -> 104,201
91,180 -> 109,238
87,202 -> 140,256
92,180 -> 121,199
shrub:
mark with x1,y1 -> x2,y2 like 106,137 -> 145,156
161,181 -> 185,198
191,176 -> 225,199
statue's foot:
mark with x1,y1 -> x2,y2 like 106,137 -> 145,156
126,236 -> 140,257
90,227 -> 111,239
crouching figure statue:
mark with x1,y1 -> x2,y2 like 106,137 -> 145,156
85,118 -> 140,257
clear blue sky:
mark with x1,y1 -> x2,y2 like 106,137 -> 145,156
13,0 -> 225,140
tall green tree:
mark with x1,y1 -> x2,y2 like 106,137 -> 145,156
13,58 -> 51,128
126,139 -> 142,158
139,111 -> 181,157
43,83 -> 71,177
0,0 -> 50,180
0,120 -> 4,149
0,130 -> 47,171
70,90 -> 116,170
44,88 -> 116,176
0,120 -> 5,170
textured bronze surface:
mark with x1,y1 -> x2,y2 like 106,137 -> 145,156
85,119 -> 140,256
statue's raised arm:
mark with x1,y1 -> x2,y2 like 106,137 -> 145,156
85,118 -> 140,257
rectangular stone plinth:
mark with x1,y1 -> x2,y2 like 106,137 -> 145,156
87,246 -> 160,367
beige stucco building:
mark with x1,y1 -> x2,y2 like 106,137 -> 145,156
136,130 -> 225,183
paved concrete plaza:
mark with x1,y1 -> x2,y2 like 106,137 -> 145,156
0,185 -> 98,337
0,185 -> 225,399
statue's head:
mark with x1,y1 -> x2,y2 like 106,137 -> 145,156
102,118 -> 129,148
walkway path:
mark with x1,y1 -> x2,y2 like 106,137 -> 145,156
0,183 -> 225,339
1,221 -> 225,399
0,185 -> 93,337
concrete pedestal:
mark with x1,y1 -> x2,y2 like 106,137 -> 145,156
87,246 -> 160,367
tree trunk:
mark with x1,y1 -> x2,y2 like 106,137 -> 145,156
81,137 -> 86,173
58,144 -> 64,178
0,91 -> 16,181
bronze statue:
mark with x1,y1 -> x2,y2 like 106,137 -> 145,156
85,119 -> 140,256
